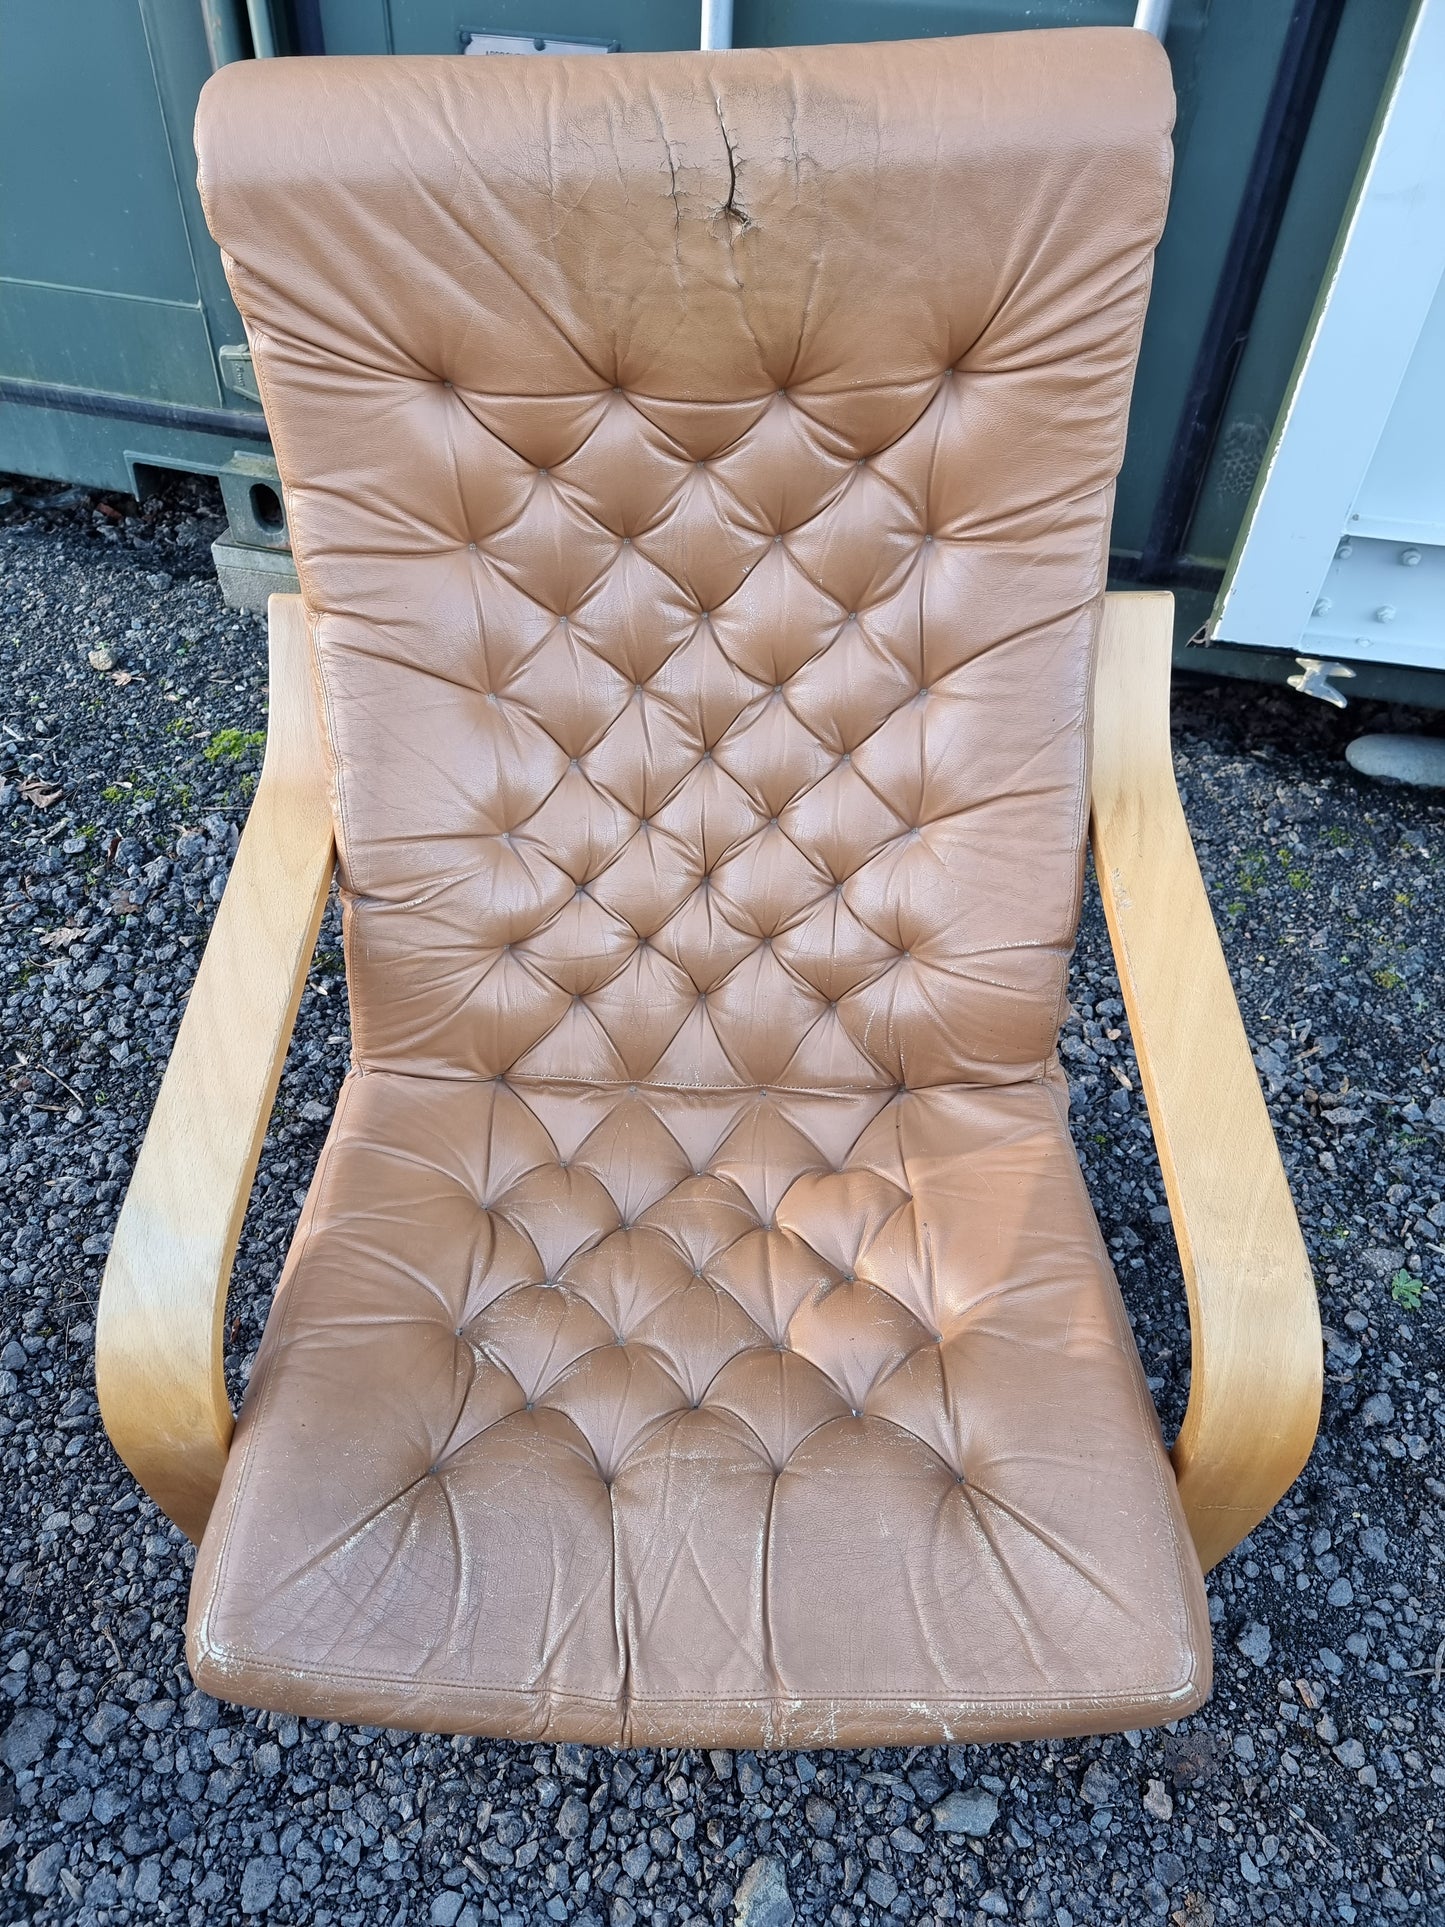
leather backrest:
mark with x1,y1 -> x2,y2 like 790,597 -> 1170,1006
196,31 -> 1172,1094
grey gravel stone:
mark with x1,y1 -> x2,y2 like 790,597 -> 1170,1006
804,1795 -> 836,1838
1236,1619 -> 1272,1667
865,1869 -> 898,1907
1080,1762 -> 1117,1807
239,1853 -> 281,1915
556,1791 -> 589,1838
735,1853 -> 794,1927
933,1788 -> 1000,1837
0,1703 -> 54,1768
25,1841 -> 65,1898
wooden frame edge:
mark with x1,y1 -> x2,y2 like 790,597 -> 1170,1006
95,595 -> 334,1543
1091,591 -> 1323,1572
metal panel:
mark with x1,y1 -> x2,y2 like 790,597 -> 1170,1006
0,2 -> 197,301
1184,0 -> 1412,565
1350,272 -> 1445,546
0,282 -> 220,408
1211,0 -> 1445,665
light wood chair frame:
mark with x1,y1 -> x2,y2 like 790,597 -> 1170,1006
96,591 -> 1322,1569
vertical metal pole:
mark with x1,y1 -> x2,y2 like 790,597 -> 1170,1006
1133,0 -> 1172,35
200,0 -> 252,66
244,0 -> 279,58
701,0 -> 734,51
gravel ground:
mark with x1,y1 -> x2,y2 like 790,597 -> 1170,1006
1,473 -> 1443,1927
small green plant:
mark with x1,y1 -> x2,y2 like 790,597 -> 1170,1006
1391,1268 -> 1424,1311
1236,850 -> 1269,897
1374,966 -> 1404,991
204,727 -> 266,763
1324,826 -> 1352,848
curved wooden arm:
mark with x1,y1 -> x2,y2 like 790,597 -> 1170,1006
96,595 -> 334,1543
1090,592 -> 1322,1572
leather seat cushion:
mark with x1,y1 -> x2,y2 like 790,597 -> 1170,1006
189,1068 -> 1209,1744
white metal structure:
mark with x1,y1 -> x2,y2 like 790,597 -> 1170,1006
1212,0 -> 1445,676
701,0 -> 733,51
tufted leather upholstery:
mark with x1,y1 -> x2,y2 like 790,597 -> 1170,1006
190,27 -> 1211,1743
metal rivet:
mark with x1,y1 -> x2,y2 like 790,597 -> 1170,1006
1375,605 -> 1397,623
1401,548 -> 1422,567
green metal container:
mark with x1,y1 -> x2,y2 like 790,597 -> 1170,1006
0,0 -> 1415,626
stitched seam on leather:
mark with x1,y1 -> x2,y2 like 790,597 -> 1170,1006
1046,493 -> 1113,1066
305,610 -> 370,1070
194,1637 -> 1205,1714
234,317 -> 372,1073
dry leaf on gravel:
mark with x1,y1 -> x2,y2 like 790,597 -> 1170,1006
19,776 -> 62,808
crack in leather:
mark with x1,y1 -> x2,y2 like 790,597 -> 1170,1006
187,28 -> 1212,1745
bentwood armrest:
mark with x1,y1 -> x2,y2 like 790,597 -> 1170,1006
96,595 -> 333,1544
1091,592 -> 1323,1571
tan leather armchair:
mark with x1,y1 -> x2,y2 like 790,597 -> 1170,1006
97,28 -> 1319,1746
